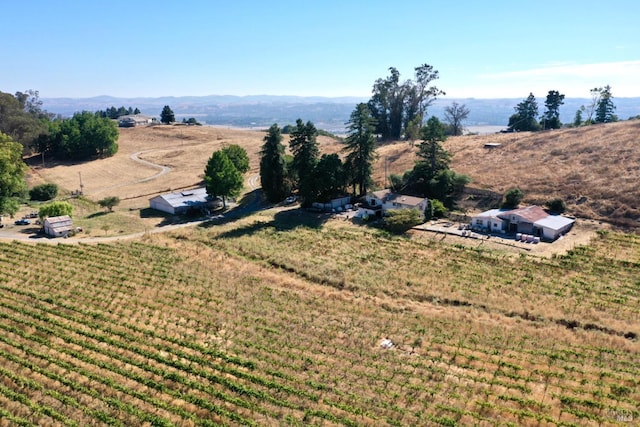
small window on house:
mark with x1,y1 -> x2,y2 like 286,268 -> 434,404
370,199 -> 376,206
475,219 -> 482,225
494,223 -> 498,227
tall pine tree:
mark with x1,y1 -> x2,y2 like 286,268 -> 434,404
594,85 -> 617,123
289,119 -> 319,205
343,103 -> 377,197
259,124 -> 288,202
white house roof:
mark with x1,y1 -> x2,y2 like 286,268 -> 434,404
474,209 -> 506,219
119,114 -> 153,121
534,215 -> 575,231
44,215 -> 72,225
151,187 -> 210,209
371,189 -> 393,200
370,189 -> 427,207
44,215 -> 74,231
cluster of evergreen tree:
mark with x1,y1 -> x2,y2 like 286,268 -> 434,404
95,106 -> 141,119
259,66 -> 470,213
508,86 -> 618,132
260,107 -> 379,207
391,116 -> 471,212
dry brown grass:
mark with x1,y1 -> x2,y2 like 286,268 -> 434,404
374,120 -> 640,229
31,120 -> 640,229
30,124 -> 342,210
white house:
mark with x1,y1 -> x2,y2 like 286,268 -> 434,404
149,187 -> 220,215
471,208 -> 507,233
360,189 -> 429,218
43,215 -> 74,238
118,114 -> 155,127
471,205 -> 575,241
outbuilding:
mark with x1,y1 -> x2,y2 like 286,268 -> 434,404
149,187 -> 220,215
43,215 -> 74,238
533,215 -> 575,241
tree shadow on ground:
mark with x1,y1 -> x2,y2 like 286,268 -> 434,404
211,207 -> 333,240
139,208 -> 207,227
86,211 -> 108,219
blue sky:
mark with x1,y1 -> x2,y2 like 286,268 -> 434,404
3,1 -> 639,99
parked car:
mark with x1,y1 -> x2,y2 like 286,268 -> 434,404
284,195 -> 297,204
14,219 -> 30,225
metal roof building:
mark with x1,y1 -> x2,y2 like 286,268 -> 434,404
149,188 -> 218,215
533,215 -> 575,241
43,215 -> 74,238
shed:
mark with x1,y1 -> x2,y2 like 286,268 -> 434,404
43,215 -> 74,238
149,187 -> 219,215
534,215 -> 575,241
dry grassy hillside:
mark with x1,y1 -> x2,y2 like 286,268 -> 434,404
30,125 -> 343,210
28,121 -> 640,228
375,120 -> 640,229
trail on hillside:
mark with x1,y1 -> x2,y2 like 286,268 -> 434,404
87,149 -> 172,196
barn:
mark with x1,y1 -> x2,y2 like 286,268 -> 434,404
43,215 -> 74,238
149,188 -> 220,215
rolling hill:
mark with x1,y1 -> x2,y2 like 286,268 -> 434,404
375,120 -> 640,229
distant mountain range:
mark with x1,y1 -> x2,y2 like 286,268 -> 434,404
42,95 -> 640,134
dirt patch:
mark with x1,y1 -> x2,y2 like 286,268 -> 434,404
410,217 -> 606,258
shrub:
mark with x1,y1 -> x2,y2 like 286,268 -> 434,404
384,208 -> 423,234
39,201 -> 73,218
98,196 -> 120,212
501,188 -> 524,209
546,198 -> 566,214
29,183 -> 58,201
430,199 -> 447,218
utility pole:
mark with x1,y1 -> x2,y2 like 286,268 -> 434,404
384,156 -> 389,189
78,172 -> 84,195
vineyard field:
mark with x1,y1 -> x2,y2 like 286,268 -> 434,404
0,211 -> 638,426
